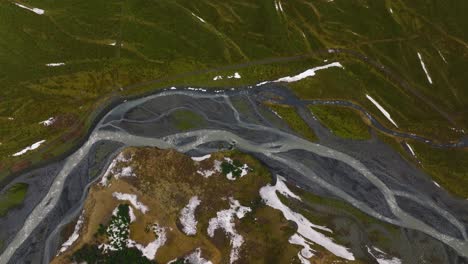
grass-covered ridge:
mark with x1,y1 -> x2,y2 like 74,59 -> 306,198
0,0 -> 467,199
267,104 -> 317,141
309,105 -> 371,140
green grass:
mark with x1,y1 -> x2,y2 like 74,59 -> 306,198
309,105 -> 371,140
375,130 -> 468,199
267,104 -> 317,141
411,143 -> 468,198
1,0 -> 467,201
0,182 -> 29,216
170,109 -> 206,131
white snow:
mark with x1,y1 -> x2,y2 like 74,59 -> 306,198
188,87 -> 208,92
179,196 -> 201,236
405,143 -> 416,157
100,153 -> 135,186
417,52 -> 433,84
196,160 -> 222,178
127,224 -> 167,260
207,197 -> 251,263
112,192 -> 149,214
257,62 -> 343,86
192,154 -> 211,162
184,248 -> 213,264
39,117 -> 55,126
128,206 -> 136,222
12,140 -> 46,157
46,63 -> 65,67
367,246 -> 402,264
260,176 -> 355,261
57,211 -> 85,254
277,1 -> 284,12
14,2 -> 44,15
170,87 -> 177,90
192,13 -> 206,23
271,109 -> 282,119
438,50 -> 448,64
289,234 -> 314,263
196,169 -> 217,178
365,94 -> 399,128
213,72 -> 241,80
227,72 -> 241,79
223,157 -> 250,181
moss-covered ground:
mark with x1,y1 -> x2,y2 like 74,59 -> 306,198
1,0 -> 467,219
309,105 -> 371,140
267,104 -> 317,141
0,182 -> 29,216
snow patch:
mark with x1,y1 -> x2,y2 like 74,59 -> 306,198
289,234 -> 314,263
57,211 -> 85,254
222,157 -> 250,181
14,2 -> 44,15
128,206 -> 136,222
438,50 -> 448,64
39,117 -> 55,126
405,143 -> 416,157
213,72 -> 241,80
192,13 -> 206,23
185,248 -> 213,264
179,196 -> 201,236
257,62 -> 343,86
196,160 -> 222,178
365,94 -> 398,128
46,63 -> 65,67
127,224 -> 167,260
100,153 -> 135,186
12,140 -> 46,157
260,176 -> 355,261
112,192 -> 149,214
417,52 -> 433,84
188,87 -> 208,92
207,197 -> 251,263
277,1 -> 284,12
227,72 -> 241,79
271,109 -> 282,119
192,154 -> 211,162
367,246 -> 402,264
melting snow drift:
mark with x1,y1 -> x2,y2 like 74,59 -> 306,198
257,62 -> 343,86
260,176 -> 355,261
417,52 -> 433,84
39,117 -> 55,126
366,94 -> 398,128
57,211 -> 85,254
112,192 -> 149,214
14,2 -> 44,15
12,140 -> 46,157
192,154 -> 211,162
207,197 -> 251,263
179,196 -> 201,235
367,246 -> 402,264
46,63 -> 65,67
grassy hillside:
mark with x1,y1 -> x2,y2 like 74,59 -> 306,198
0,0 -> 466,193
